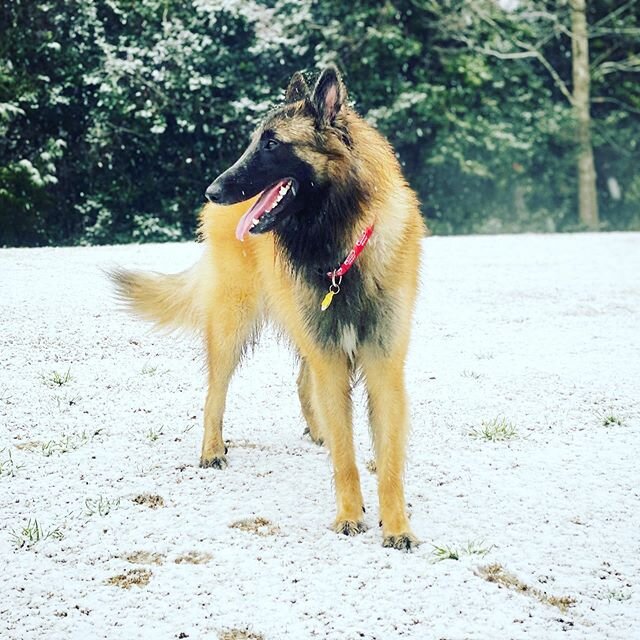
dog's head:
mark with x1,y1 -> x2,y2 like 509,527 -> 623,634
205,66 -> 354,241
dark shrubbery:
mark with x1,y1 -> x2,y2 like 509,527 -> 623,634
1,0 -> 638,246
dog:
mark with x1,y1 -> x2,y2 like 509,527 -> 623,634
112,66 -> 425,550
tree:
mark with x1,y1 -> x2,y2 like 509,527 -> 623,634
571,0 -> 598,228
432,0 -> 640,230
0,0 -> 287,246
1,1 -> 638,245
275,0 -> 576,232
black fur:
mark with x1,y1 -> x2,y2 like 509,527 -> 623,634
274,177 -> 394,352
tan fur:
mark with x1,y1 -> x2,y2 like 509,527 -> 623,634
113,106 -> 426,549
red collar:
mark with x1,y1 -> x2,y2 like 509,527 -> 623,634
321,225 -> 374,311
327,225 -> 374,279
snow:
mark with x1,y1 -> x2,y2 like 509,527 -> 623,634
1,232 -> 639,639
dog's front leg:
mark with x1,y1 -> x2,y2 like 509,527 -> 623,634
361,347 -> 419,550
307,351 -> 365,536
200,295 -> 259,469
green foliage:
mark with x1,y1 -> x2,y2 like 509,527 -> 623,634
0,0 -> 638,246
1,0 -> 282,246
277,0 -> 640,234
9,517 -> 64,549
469,417 -> 518,442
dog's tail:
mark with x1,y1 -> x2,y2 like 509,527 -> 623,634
109,261 -> 205,332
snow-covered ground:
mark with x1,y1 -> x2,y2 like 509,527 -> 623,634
1,232 -> 639,639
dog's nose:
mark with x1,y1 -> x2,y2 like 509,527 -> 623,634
205,183 -> 222,203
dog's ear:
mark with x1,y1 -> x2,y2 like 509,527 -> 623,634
311,65 -> 346,126
285,71 -> 310,103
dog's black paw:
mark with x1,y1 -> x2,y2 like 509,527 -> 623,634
199,455 -> 228,470
334,519 -> 368,536
382,533 -> 420,551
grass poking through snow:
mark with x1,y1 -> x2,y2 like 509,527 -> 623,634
40,431 -> 90,457
41,367 -> 73,388
431,541 -> 493,562
599,413 -> 624,427
0,448 -> 23,477
469,417 -> 518,442
141,362 -> 160,376
145,426 -> 165,442
594,406 -> 626,428
85,496 -> 121,517
54,393 -> 81,411
16,430 -> 102,457
10,518 -> 64,549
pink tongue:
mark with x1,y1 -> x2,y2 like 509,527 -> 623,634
235,180 -> 289,241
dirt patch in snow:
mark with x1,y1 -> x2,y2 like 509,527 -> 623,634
229,517 -> 280,537
218,629 -> 264,640
132,493 -> 165,509
106,568 -> 152,589
124,551 -> 165,565
174,551 -> 213,565
476,563 -> 577,612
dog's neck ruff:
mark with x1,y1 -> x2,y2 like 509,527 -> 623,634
320,225 -> 374,311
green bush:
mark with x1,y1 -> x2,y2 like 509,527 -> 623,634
1,0 -> 638,246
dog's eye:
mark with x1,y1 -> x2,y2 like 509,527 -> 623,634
264,138 -> 279,151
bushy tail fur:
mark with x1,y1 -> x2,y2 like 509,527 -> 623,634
110,262 -> 204,331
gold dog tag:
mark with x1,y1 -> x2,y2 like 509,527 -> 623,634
321,290 -> 335,311
321,275 -> 341,311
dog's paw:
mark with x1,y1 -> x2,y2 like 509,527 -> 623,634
199,455 -> 228,470
382,533 -> 420,551
334,519 -> 368,536
303,426 -> 324,446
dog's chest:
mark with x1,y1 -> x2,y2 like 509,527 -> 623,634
301,269 -> 393,353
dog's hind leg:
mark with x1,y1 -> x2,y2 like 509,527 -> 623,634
306,351 -> 365,535
297,358 -> 324,446
361,345 -> 419,550
200,292 -> 260,469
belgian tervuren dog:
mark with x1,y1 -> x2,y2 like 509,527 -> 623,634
113,66 -> 425,549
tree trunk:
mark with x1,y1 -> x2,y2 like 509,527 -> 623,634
571,0 -> 599,229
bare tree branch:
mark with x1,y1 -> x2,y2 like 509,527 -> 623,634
590,27 -> 640,38
591,0 -> 638,29
597,58 -> 640,76
519,10 -> 574,39
532,50 -> 575,106
591,43 -> 623,69
452,4 -> 575,105
592,96 -> 640,117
